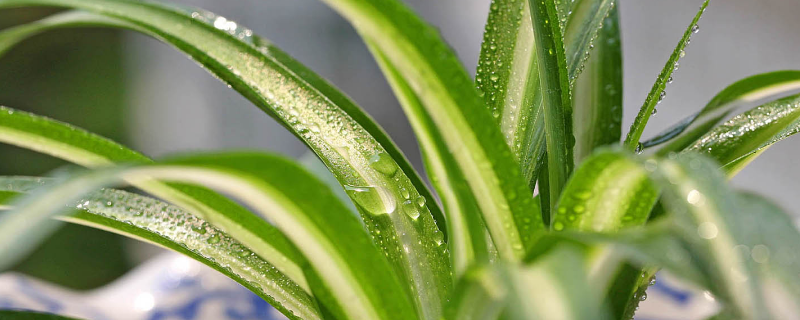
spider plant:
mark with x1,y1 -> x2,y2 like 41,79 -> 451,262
0,0 -> 799,319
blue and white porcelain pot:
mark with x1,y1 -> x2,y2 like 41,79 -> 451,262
0,252 -> 716,320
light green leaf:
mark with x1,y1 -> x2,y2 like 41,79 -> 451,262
528,0 -> 575,214
476,0 -> 546,186
684,93 -> 800,175
551,149 -> 658,232
318,0 -> 544,264
653,154 -> 768,319
572,6 -> 623,162
368,41 -> 488,277
734,192 -> 800,318
0,106 -> 307,292
443,266 -> 508,320
509,245 -> 610,320
0,4 -> 451,314
624,0 -> 710,152
0,176 -> 320,320
647,71 -> 800,154
0,153 -> 418,320
563,0 -> 617,83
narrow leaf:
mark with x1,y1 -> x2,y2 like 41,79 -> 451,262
685,93 -> 800,174
0,5 -> 452,313
647,70 -> 800,153
0,106 -> 307,291
0,153 -> 419,320
319,0 -> 544,263
477,0 -> 546,185
563,0 -> 617,83
368,41 -> 488,278
572,6 -> 623,162
444,266 -> 508,320
528,0 -> 575,213
624,0 -> 710,151
0,177 -> 320,320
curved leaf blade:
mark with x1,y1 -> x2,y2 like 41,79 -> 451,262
647,70 -> 800,153
0,153 -> 419,320
563,0 -> 616,83
572,6 -> 623,162
318,0 -> 544,263
528,0 -> 575,214
0,106 -> 307,290
368,41 -> 488,278
685,93 -> 800,173
624,0 -> 710,151
0,4 -> 452,313
653,154 -> 768,319
476,0 -> 546,186
551,149 -> 658,232
0,177 -> 320,320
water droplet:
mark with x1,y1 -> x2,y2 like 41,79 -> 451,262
207,234 -> 221,244
668,76 -> 674,84
635,143 -> 644,155
432,231 -> 444,246
692,24 -> 700,34
652,108 -> 658,116
698,222 -> 718,239
553,222 -> 565,231
490,74 -> 499,82
649,277 -> 656,286
572,190 -> 592,200
345,185 -> 391,216
679,50 -> 686,58
639,292 -> 648,301
673,61 -> 680,71
415,196 -> 426,207
369,152 -> 398,176
573,205 -> 585,213
403,200 -> 420,220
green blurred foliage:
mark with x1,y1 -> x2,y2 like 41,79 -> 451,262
0,8 -> 133,290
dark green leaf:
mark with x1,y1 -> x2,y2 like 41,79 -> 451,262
624,0 -> 709,151
572,6 -> 623,162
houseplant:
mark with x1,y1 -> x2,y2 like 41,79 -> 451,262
0,0 -> 799,318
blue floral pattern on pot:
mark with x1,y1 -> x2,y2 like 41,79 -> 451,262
0,253 -> 716,320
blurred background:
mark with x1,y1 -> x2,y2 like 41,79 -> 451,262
1,0 -> 799,290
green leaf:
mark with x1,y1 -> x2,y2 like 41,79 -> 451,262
624,0 -> 710,151
733,192 -> 800,317
368,41 -> 488,277
653,154 -> 769,319
528,0 -> 575,214
476,0 -> 546,186
443,266 -> 508,320
563,0 -> 617,83
475,0 -> 614,185
0,106 -> 307,293
572,6 -> 623,162
0,177 -> 321,320
647,70 -> 800,154
0,153 -> 419,320
0,311 -> 83,320
0,4 -> 452,314
446,247 -> 610,320
318,0 -> 544,263
551,149 -> 658,232
509,245 -> 609,320
684,93 -> 800,175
